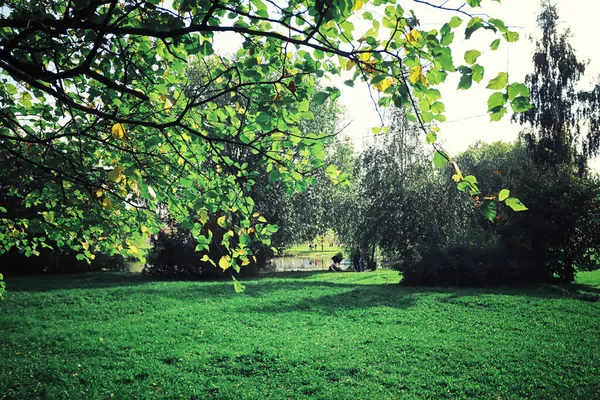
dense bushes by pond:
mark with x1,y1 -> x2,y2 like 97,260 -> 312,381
388,141 -> 600,287
144,224 -> 265,279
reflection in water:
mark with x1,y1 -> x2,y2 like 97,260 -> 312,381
263,257 -> 352,272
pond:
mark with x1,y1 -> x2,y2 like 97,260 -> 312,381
263,257 -> 349,272
127,258 -> 392,273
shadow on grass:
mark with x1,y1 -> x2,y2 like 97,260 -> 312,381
5,272 -> 172,292
6,270 -> 600,306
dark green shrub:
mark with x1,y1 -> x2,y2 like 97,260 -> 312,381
0,247 -> 127,275
144,224 -> 264,279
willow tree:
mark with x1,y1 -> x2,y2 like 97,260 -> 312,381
0,0 -> 530,280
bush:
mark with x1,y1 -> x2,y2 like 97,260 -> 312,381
0,247 -> 128,275
398,244 -> 550,287
144,225 -> 264,279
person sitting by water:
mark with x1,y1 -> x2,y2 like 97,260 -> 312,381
328,253 -> 344,272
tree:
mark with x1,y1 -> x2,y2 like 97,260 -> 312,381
0,0 -> 528,281
514,1 -> 600,172
353,108 -> 426,265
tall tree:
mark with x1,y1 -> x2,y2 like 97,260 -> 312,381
0,0 -> 529,279
515,1 -> 600,172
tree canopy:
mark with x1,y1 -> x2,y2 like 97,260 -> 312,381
515,1 -> 600,172
0,0 -> 530,274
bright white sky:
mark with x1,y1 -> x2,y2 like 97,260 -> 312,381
337,0 -> 600,154
342,0 -> 600,174
214,1 -> 600,162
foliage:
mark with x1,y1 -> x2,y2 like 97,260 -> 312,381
458,141 -> 600,283
1,270 -> 600,398
279,137 -> 356,247
353,108 -> 480,266
144,223 -> 262,278
0,247 -> 128,275
514,1 -> 600,170
399,245 -> 520,287
0,0 -> 528,273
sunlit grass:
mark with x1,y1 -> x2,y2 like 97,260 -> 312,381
0,270 -> 599,399
282,244 -> 345,259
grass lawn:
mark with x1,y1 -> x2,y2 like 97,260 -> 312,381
1,270 -> 599,399
282,244 -> 345,259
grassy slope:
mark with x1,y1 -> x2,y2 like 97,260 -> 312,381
1,270 -> 599,399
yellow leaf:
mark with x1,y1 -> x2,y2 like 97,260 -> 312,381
346,60 -> 356,71
178,157 -> 185,166
218,256 -> 230,270
374,77 -> 394,92
111,123 -> 126,139
199,210 -> 208,225
95,189 -> 104,197
241,258 -> 250,266
452,173 -> 463,182
217,215 -> 226,228
406,29 -> 423,45
232,276 -> 245,293
201,254 -> 210,261
164,98 -> 173,110
129,180 -> 140,195
354,0 -> 364,11
359,52 -> 371,62
257,216 -> 267,223
227,230 -> 234,237
102,197 -> 113,209
128,244 -> 140,256
181,133 -> 191,142
107,166 -> 125,183
408,65 -> 423,85
82,242 -> 89,251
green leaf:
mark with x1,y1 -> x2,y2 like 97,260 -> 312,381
297,100 -> 309,112
464,49 -> 481,64
431,102 -> 445,114
472,64 -> 485,83
232,276 -> 245,293
466,0 -> 482,7
490,38 -> 501,50
503,31 -> 519,42
487,92 -> 508,112
489,106 -> 508,121
313,91 -> 329,105
486,72 -> 508,90
433,151 -> 448,168
507,83 -> 530,101
505,197 -> 528,211
448,16 -> 462,28
499,189 -> 510,202
481,201 -> 497,222
268,169 -> 280,182
458,73 -> 473,90
426,132 -> 437,144
511,96 -> 532,112
463,175 -> 478,185
310,144 -> 326,160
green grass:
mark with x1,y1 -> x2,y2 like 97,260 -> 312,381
1,270 -> 599,399
282,244 -> 345,259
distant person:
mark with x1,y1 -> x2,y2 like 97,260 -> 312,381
353,247 -> 364,272
328,253 -> 344,272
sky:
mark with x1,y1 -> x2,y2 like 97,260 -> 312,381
212,1 -> 600,163
335,0 -> 600,159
